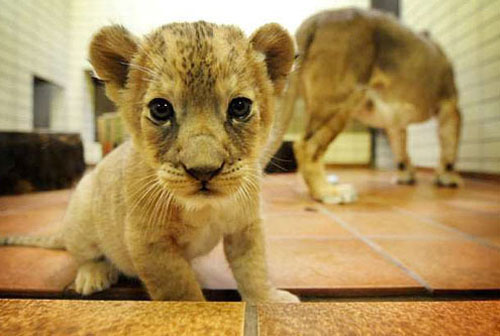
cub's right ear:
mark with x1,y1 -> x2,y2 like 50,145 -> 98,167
89,25 -> 138,102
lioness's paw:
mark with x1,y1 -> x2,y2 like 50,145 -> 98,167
74,261 -> 119,296
314,184 -> 357,204
269,289 -> 300,303
435,172 -> 463,188
394,170 -> 416,185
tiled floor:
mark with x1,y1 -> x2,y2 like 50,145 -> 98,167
1,169 -> 499,335
0,169 -> 499,298
0,299 -> 245,335
256,301 -> 500,335
1,299 -> 499,335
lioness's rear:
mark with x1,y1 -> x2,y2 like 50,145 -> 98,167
288,8 -> 461,203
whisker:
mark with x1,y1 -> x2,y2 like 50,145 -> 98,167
156,188 -> 170,226
270,155 -> 293,163
244,178 -> 260,194
126,173 -> 158,194
127,174 -> 158,190
127,180 -> 161,216
122,62 -> 161,81
137,39 -> 165,73
145,185 -> 165,230
234,182 -> 246,204
127,178 -> 158,204
163,191 -> 175,223
267,159 -> 288,172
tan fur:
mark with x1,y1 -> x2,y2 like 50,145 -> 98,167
287,8 -> 462,203
1,21 -> 297,303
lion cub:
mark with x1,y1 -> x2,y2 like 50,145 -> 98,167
1,21 -> 298,303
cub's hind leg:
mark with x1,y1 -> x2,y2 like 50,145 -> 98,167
65,237 -> 120,295
60,172 -> 120,295
63,217 -> 119,296
294,104 -> 357,204
386,128 -> 416,184
435,99 -> 462,187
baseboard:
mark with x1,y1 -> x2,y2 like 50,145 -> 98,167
325,163 -> 372,170
416,166 -> 500,182
456,171 -> 500,182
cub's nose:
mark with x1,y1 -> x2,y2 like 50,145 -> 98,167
183,163 -> 224,182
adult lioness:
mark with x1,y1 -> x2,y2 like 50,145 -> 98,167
284,8 -> 462,203
0,22 -> 299,303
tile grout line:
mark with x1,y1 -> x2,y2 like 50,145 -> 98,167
362,195 -> 500,251
244,303 -> 258,336
319,206 -> 433,293
267,236 -> 356,241
268,235 -> 478,241
388,204 -> 500,252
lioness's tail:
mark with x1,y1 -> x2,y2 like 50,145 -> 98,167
295,14 -> 318,62
0,234 -> 65,249
261,69 -> 301,166
260,15 -> 318,167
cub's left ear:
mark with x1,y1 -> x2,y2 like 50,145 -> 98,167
251,23 -> 295,95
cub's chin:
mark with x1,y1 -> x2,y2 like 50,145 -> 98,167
162,179 -> 243,208
188,183 -> 226,199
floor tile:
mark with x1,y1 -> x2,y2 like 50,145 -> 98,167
263,200 -> 320,213
332,209 -> 461,239
375,239 -> 500,291
1,169 -> 499,298
263,211 -> 353,238
0,190 -> 71,213
193,243 -> 236,290
488,236 -> 500,246
446,197 -> 500,214
0,207 -> 64,235
257,301 -> 500,336
0,248 -> 77,293
265,239 -> 423,295
261,173 -> 312,205
0,299 -> 245,336
194,238 -> 425,296
399,204 -> 500,246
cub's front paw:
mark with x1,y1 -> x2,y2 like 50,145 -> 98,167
312,184 -> 357,204
268,289 -> 300,303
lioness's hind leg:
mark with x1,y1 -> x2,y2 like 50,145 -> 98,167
74,259 -> 119,296
435,99 -> 462,187
386,128 -> 416,185
294,109 -> 357,204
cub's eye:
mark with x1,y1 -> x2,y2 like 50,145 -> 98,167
228,97 -> 252,121
148,98 -> 174,122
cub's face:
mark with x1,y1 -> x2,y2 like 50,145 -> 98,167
90,22 -> 293,203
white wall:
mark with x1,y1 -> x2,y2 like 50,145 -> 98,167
401,0 -> 500,173
68,0 -> 369,149
0,0 -> 368,163
3,1 -> 497,172
0,0 -> 70,132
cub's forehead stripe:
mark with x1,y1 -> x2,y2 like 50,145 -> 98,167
134,24 -> 259,107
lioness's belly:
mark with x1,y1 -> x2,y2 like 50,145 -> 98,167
353,89 -> 432,129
